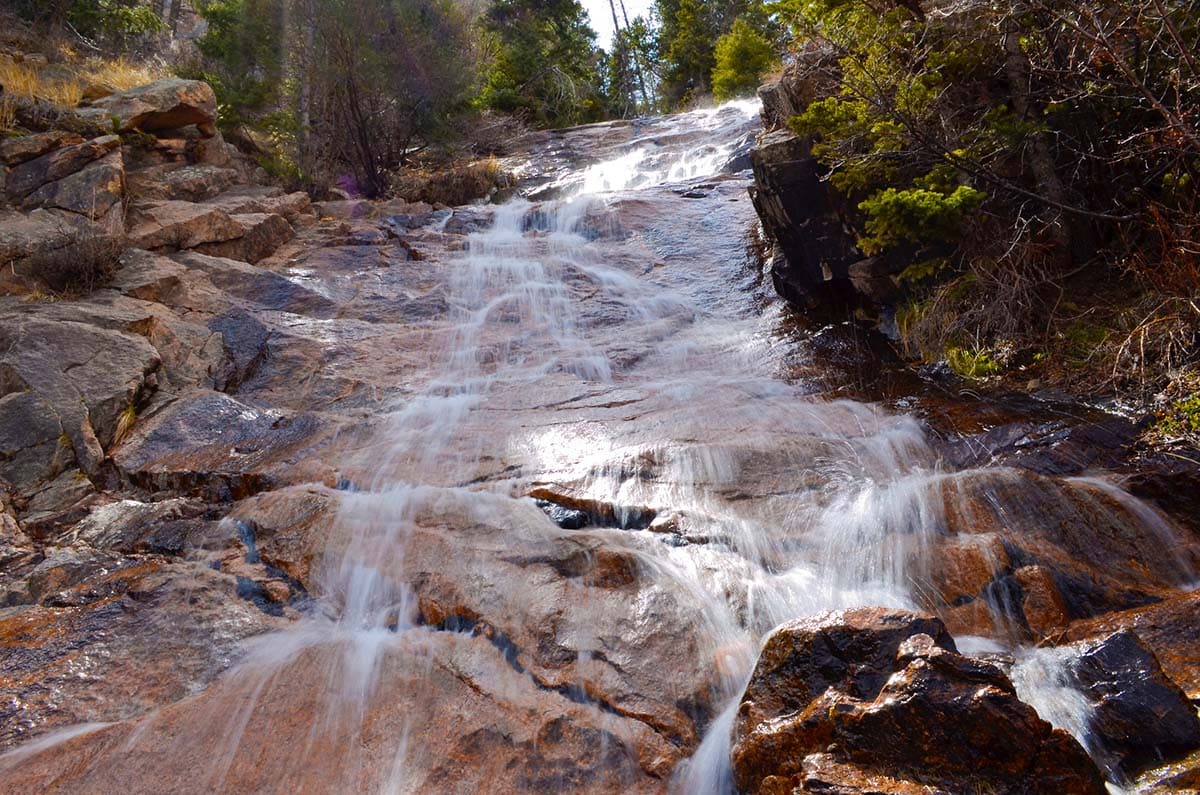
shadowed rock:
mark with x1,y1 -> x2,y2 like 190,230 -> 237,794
1072,630 -> 1200,777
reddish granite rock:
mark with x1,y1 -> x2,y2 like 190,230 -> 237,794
4,135 -> 120,201
732,608 -> 1106,795
917,468 -> 1200,640
193,212 -> 294,264
125,163 -> 239,202
1072,630 -> 1200,776
1063,590 -> 1200,699
126,200 -> 245,251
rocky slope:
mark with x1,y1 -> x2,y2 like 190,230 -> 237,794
0,79 -> 1198,794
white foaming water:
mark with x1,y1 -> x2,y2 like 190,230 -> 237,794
574,98 -> 760,196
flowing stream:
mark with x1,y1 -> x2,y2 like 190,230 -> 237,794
309,98 -> 1193,790
3,99 -> 1195,793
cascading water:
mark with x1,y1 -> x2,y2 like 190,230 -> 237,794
3,98 -> 1195,793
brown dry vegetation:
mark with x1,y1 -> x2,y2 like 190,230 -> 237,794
390,156 -> 511,207
0,11 -> 168,132
16,233 -> 125,295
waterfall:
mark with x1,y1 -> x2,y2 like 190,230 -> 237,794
3,97 -> 1194,794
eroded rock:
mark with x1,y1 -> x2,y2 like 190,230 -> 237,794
205,186 -> 313,222
0,310 -> 161,482
0,560 -> 287,747
127,200 -> 245,251
22,148 -> 125,222
5,135 -> 120,201
112,390 -> 332,501
0,131 -> 85,167
193,212 -> 293,264
126,163 -> 239,202
81,78 -> 218,137
749,130 -> 859,309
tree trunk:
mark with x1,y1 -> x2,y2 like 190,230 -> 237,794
617,0 -> 651,111
1001,12 -> 1088,266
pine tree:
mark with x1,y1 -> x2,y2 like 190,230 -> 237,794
662,0 -> 716,105
711,17 -> 775,101
479,0 -> 608,128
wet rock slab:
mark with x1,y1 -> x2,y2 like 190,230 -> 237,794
0,307 -> 161,481
0,560 -> 286,749
112,390 -> 336,500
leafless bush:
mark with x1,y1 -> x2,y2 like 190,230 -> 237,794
390,158 -> 511,207
18,233 -> 124,294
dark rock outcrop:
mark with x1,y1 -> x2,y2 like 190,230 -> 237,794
748,130 -> 860,309
0,131 -> 85,167
4,135 -> 120,201
1072,630 -> 1200,777
732,608 -> 1106,795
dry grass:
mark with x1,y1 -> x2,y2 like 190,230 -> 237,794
78,56 -> 167,93
0,56 -> 84,107
0,53 -> 166,132
0,96 -> 15,132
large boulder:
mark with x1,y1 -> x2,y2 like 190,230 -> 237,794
0,208 -> 93,266
204,186 -> 314,222
756,48 -> 837,131
1064,589 -> 1200,699
23,149 -> 125,223
921,468 -> 1199,640
1072,630 -> 1200,777
731,608 -> 1106,795
0,131 -> 85,167
193,212 -> 294,264
0,309 -> 161,481
126,164 -> 239,202
111,390 -> 333,501
81,78 -> 218,137
4,135 -> 120,202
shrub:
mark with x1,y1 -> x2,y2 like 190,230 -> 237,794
391,158 -> 511,206
858,186 -> 985,255
777,0 -> 1200,404
1156,393 -> 1200,442
19,234 -> 124,294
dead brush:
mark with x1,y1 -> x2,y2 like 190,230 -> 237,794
1127,198 -> 1200,296
1109,296 -> 1200,401
900,228 -> 1060,363
17,233 -> 124,295
391,157 -> 511,207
